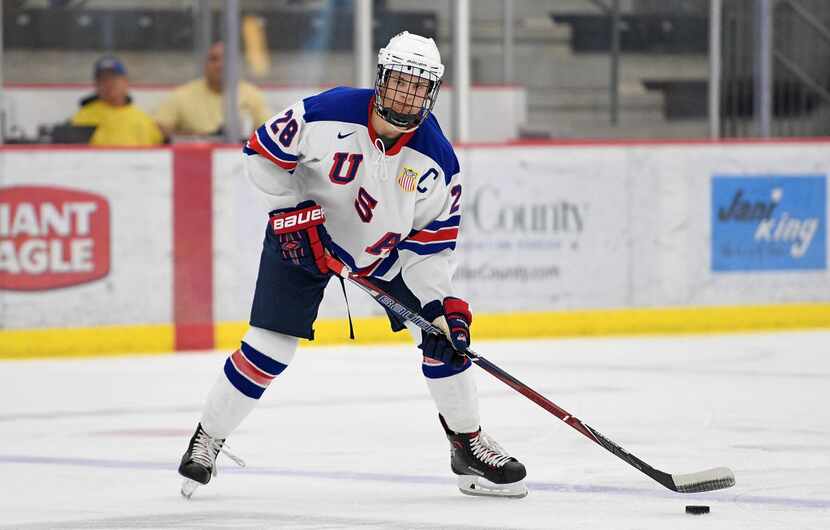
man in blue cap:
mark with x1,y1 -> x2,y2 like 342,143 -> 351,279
71,55 -> 164,146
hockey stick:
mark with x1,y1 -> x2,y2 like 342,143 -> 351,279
326,256 -> 735,494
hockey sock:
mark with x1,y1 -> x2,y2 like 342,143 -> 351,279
423,365 -> 480,434
200,327 -> 298,438
405,321 -> 480,433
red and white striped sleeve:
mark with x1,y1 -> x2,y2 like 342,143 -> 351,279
400,164 -> 463,308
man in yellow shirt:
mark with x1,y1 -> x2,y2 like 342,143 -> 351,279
154,42 -> 272,138
71,56 -> 165,146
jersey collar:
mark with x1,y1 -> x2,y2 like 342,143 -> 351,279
366,99 -> 416,156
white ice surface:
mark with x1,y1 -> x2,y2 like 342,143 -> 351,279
1,331 -> 829,529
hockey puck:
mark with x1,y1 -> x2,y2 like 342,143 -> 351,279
685,505 -> 710,515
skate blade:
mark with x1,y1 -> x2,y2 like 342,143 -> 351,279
181,478 -> 200,499
457,475 -> 528,498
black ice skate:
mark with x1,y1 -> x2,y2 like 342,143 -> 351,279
440,414 -> 528,498
178,423 -> 244,499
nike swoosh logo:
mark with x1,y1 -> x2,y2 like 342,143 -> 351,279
337,131 -> 356,139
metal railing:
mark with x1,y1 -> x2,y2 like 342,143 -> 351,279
772,0 -> 830,136
721,0 -> 830,137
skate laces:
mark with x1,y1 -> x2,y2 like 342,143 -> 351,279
469,431 -> 513,468
192,428 -> 246,473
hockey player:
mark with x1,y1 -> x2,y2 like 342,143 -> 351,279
178,31 -> 528,499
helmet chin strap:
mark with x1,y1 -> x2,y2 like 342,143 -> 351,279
375,108 -> 420,134
387,121 -> 419,134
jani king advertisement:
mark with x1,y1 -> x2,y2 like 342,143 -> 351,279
711,175 -> 826,271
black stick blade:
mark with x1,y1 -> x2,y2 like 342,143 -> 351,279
585,424 -> 735,493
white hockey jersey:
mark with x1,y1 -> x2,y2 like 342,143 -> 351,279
243,87 -> 462,307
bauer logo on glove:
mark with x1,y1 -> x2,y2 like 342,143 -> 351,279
268,201 -> 333,275
271,205 -> 326,233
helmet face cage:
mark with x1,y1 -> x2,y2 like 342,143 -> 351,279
374,63 -> 442,130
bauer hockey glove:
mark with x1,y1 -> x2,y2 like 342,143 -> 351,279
269,200 -> 333,275
418,297 -> 472,367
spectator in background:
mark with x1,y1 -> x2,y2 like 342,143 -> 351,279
154,42 -> 271,139
71,56 -> 164,146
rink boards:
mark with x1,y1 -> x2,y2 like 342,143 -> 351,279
1,140 -> 829,357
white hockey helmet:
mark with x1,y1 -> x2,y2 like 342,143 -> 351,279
374,31 -> 444,130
